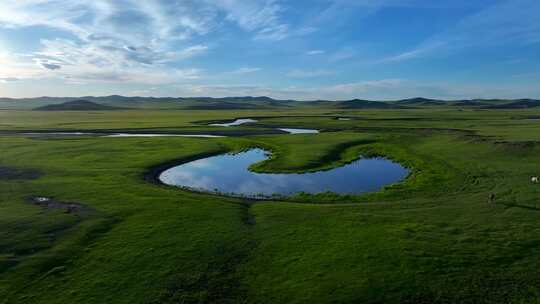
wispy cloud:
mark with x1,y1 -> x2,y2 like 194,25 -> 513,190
383,0 -> 540,62
226,67 -> 262,74
0,77 -> 19,83
329,47 -> 356,62
23,38 -> 203,84
308,0 -> 457,31
306,50 -> 325,55
0,0 -> 289,84
173,79 -> 540,100
286,69 -> 334,78
211,0 -> 293,41
175,79 -> 406,100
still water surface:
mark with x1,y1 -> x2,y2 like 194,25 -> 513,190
210,118 -> 258,127
159,149 -> 409,197
279,128 -> 319,134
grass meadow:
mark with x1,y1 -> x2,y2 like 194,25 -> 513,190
1,107 -> 540,303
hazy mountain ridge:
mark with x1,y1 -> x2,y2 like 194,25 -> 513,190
33,100 -> 125,111
1,95 -> 539,110
482,99 -> 540,109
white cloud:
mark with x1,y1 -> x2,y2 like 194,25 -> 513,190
0,44 -> 202,85
0,53 -> 48,80
0,35 -> 205,85
0,77 -> 19,83
0,1 -> 217,44
0,0 -> 290,85
306,50 -> 325,55
59,67 -> 202,85
226,67 -> 262,74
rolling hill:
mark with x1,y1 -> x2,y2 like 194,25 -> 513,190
0,95 -> 538,110
336,99 -> 407,109
33,100 -> 126,111
185,101 -> 267,110
482,99 -> 540,109
393,97 -> 445,106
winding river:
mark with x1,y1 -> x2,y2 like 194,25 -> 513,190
209,118 -> 258,127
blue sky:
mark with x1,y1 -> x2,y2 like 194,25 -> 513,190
0,0 -> 539,99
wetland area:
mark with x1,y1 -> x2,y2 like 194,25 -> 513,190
2,105 -> 540,304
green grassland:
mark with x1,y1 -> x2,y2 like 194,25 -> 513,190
1,105 -> 540,303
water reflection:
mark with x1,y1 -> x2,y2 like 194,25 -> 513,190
159,149 -> 409,197
210,118 -> 258,127
279,128 -> 319,134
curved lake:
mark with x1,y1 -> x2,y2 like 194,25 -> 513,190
159,149 -> 409,197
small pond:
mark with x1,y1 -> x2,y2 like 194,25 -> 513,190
159,149 -> 409,197
210,118 -> 258,127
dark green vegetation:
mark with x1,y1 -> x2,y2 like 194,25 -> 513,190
1,98 -> 540,303
483,99 -> 540,109
0,166 -> 42,180
334,99 -> 406,109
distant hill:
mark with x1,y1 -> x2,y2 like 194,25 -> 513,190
197,96 -> 276,103
336,99 -> 407,109
482,99 -> 540,109
393,97 -> 445,106
33,100 -> 125,111
1,95 -> 539,110
450,100 -> 490,107
186,101 -> 266,110
183,96 -> 292,108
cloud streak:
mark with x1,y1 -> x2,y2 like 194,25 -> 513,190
383,0 -> 540,62
173,79 -> 540,100
226,67 -> 262,74
306,50 -> 325,55
286,69 -> 335,78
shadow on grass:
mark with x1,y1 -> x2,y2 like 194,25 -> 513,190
499,202 -> 540,211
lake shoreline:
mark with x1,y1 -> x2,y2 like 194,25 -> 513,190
156,148 -> 409,199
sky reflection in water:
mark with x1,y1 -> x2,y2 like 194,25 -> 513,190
159,149 -> 409,197
210,118 -> 258,127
